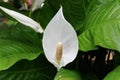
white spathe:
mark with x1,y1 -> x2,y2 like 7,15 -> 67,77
42,7 -> 78,70
0,6 -> 43,33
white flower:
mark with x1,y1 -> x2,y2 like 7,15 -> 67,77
0,6 -> 43,33
42,7 -> 78,70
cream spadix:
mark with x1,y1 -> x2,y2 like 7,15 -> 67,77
55,42 -> 63,64
0,6 -> 43,33
42,7 -> 78,70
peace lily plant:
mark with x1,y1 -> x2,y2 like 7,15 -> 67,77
0,5 -> 78,70
1,1 -> 120,80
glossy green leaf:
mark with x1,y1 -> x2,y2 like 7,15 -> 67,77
0,24 -> 42,70
104,65 -> 120,80
54,68 -> 82,80
61,0 -> 86,32
79,0 -> 120,51
0,54 -> 57,80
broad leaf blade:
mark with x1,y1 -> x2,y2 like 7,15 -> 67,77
61,0 -> 86,32
0,54 -> 56,80
0,24 -> 42,70
79,0 -> 120,52
54,68 -> 82,80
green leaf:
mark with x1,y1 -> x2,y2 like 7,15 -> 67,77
0,54 -> 57,80
54,68 -> 82,80
0,24 -> 42,70
79,0 -> 120,51
61,0 -> 86,32
104,65 -> 120,80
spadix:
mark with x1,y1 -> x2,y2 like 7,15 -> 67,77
55,42 -> 63,64
42,7 -> 78,70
